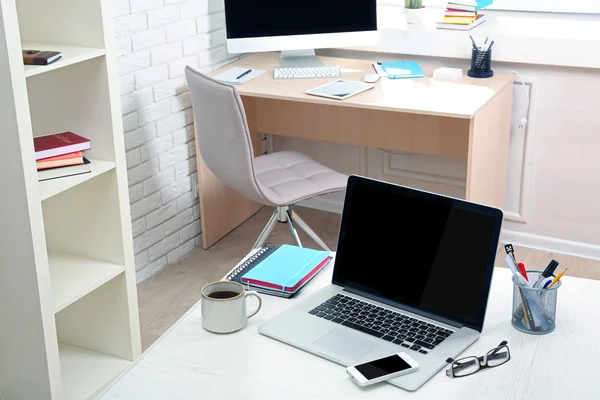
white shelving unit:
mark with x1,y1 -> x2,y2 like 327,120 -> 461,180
39,159 -> 116,201
22,41 -> 106,78
0,0 -> 141,399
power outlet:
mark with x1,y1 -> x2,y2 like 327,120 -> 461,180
192,180 -> 199,198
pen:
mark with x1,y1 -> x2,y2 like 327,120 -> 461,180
469,34 -> 478,50
531,260 -> 559,288
486,40 -> 495,52
541,260 -> 559,278
504,244 -> 517,263
517,262 -> 529,281
548,268 -> 568,288
505,255 -> 530,287
236,69 -> 252,80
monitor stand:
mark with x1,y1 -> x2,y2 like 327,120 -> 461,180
279,49 -> 326,68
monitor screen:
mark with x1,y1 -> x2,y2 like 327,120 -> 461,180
332,176 -> 503,332
224,0 -> 377,39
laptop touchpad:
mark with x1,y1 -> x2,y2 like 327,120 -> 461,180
313,329 -> 377,361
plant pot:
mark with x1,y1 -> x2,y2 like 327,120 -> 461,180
404,6 -> 427,25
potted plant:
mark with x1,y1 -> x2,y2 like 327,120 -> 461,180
404,0 -> 426,24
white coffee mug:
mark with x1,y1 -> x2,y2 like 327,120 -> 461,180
201,281 -> 262,333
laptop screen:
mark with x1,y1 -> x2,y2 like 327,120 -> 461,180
332,176 -> 503,332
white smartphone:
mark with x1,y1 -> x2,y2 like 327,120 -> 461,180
346,352 -> 419,386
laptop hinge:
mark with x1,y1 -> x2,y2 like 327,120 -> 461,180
342,287 -> 464,329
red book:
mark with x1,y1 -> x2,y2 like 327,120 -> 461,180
33,132 -> 90,160
37,151 -> 83,162
37,151 -> 84,170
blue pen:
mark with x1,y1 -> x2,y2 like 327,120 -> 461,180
236,69 -> 252,80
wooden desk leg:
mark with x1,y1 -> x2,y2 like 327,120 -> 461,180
466,84 -> 513,208
195,97 -> 264,249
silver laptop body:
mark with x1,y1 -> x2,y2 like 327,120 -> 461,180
259,176 -> 503,391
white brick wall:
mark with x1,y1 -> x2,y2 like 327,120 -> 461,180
113,0 -> 240,282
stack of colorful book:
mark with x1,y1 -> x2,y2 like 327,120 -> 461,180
34,132 -> 92,181
436,0 -> 493,31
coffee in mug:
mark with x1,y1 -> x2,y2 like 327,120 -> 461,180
201,281 -> 262,333
208,291 -> 239,299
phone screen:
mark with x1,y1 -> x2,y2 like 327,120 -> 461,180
355,354 -> 412,380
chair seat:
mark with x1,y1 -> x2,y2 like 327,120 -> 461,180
254,151 -> 347,206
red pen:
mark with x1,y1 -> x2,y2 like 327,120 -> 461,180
517,262 -> 529,281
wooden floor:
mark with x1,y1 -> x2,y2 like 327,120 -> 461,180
137,206 -> 600,350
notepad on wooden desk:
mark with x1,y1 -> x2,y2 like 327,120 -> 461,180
381,61 -> 424,79
213,67 -> 265,85
241,245 -> 332,295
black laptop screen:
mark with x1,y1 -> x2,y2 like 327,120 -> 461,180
332,176 -> 503,332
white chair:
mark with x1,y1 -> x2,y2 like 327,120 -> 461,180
185,67 -> 347,250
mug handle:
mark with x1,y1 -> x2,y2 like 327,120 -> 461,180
245,291 -> 262,319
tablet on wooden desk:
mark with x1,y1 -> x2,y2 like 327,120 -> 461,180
306,79 -> 375,100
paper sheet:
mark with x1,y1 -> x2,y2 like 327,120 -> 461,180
213,67 -> 265,84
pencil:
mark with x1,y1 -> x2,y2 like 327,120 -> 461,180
521,301 -> 530,326
548,268 -> 568,288
469,34 -> 478,50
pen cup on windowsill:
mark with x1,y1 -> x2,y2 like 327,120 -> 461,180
512,271 -> 560,335
468,48 -> 493,78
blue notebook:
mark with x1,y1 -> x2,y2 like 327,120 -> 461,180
241,245 -> 332,295
448,0 -> 493,11
381,61 -> 424,79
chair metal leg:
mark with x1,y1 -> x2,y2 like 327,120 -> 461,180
290,210 -> 331,251
253,208 -> 279,249
286,209 -> 303,247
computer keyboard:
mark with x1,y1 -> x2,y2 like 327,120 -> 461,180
274,66 -> 341,79
308,294 -> 453,354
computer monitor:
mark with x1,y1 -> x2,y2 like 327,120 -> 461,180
224,1 -> 378,68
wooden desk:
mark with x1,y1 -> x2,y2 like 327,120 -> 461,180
197,53 -> 514,248
100,253 -> 600,399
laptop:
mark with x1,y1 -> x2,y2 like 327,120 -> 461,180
258,176 -> 503,391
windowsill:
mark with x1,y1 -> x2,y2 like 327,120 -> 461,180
348,6 -> 600,68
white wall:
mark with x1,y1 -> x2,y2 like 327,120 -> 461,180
112,0 -> 237,281
285,50 -> 600,260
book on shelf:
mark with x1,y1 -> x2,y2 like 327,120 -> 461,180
447,0 -> 493,11
36,151 -> 84,170
443,15 -> 478,24
436,14 -> 486,30
33,132 -> 91,160
38,157 -> 91,182
438,0 -> 490,30
445,10 -> 478,17
22,50 -> 62,65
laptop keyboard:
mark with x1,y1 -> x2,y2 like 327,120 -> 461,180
308,294 -> 453,354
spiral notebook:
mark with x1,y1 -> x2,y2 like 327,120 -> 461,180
226,245 -> 286,297
226,245 -> 332,298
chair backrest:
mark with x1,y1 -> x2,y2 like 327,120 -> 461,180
185,66 -> 267,204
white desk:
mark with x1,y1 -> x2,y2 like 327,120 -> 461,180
101,257 -> 600,399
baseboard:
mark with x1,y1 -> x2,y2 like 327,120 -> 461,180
502,230 -> 600,260
298,196 -> 344,214
298,198 -> 600,261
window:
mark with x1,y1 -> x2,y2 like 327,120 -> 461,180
489,0 -> 600,13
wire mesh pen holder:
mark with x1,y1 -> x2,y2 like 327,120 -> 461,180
512,271 -> 560,335
468,48 -> 493,78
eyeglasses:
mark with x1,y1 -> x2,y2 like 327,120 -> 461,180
445,341 -> 510,378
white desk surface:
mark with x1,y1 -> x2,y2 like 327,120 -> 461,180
101,255 -> 600,400
211,53 -> 513,119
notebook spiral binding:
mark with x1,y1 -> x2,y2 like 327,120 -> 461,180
227,243 -> 277,281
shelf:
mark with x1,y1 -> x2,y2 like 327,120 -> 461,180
22,41 -> 105,78
49,250 -> 125,313
39,159 -> 116,201
59,343 -> 131,400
